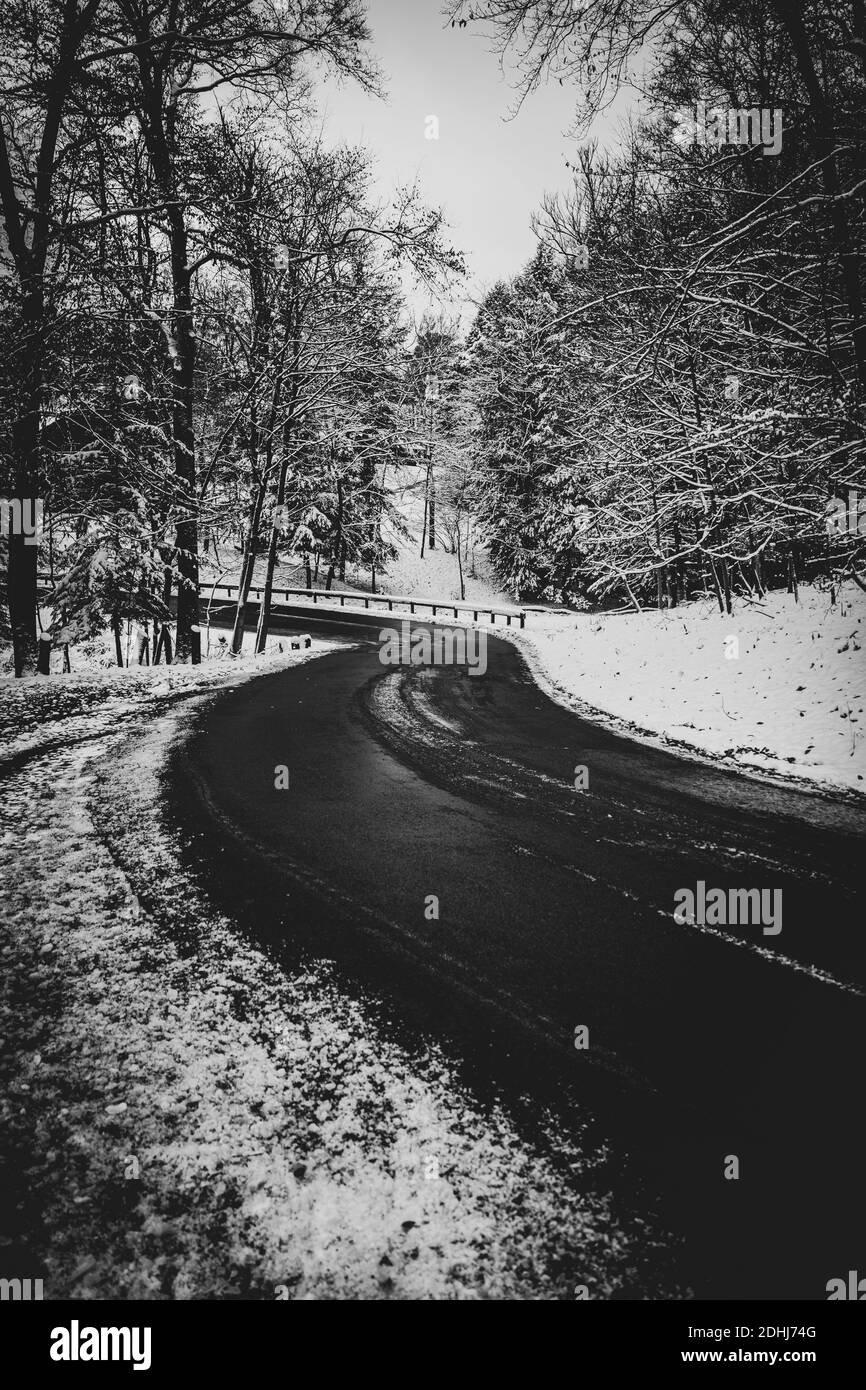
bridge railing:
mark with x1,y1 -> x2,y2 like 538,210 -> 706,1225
37,574 -> 526,629
204,583 -> 527,628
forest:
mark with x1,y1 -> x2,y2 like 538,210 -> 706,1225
460,0 -> 866,611
1,0 -> 865,677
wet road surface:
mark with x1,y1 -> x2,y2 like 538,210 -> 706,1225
169,610 -> 866,1300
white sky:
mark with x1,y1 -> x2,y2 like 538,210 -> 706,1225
314,0 -> 636,329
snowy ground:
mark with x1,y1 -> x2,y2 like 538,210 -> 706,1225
512,586 -> 866,796
0,648 -> 683,1300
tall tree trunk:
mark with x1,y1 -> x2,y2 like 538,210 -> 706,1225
6,507 -> 39,677
254,523 -> 279,656
788,545 -> 800,602
154,555 -> 173,664
427,399 -> 436,549
6,292 -> 43,676
169,229 -> 200,664
666,565 -> 677,608
231,480 -> 267,655
254,456 -> 291,655
112,613 -> 124,667
325,478 -> 343,591
134,52 -> 201,663
749,529 -> 766,597
154,624 -> 173,664
674,523 -> 685,602
420,461 -> 429,559
721,558 -> 733,615
708,557 -> 725,614
651,476 -> 665,609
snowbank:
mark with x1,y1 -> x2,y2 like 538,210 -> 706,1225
511,585 -> 866,795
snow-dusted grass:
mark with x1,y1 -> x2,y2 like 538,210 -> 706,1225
510,585 -> 866,795
0,654 -> 684,1300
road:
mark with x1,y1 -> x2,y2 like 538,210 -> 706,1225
168,603 -> 866,1300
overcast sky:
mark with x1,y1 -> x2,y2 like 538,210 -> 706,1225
316,0 -> 634,329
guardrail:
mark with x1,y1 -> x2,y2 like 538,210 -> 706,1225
38,574 -> 526,629
204,583 -> 527,627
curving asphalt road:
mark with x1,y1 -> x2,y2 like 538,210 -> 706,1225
168,605 -> 866,1301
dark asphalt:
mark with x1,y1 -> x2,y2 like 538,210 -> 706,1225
168,606 -> 866,1301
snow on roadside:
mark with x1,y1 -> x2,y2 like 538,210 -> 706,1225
509,585 -> 866,795
0,658 -> 685,1300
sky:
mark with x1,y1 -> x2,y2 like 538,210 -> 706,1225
314,0 -> 634,330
